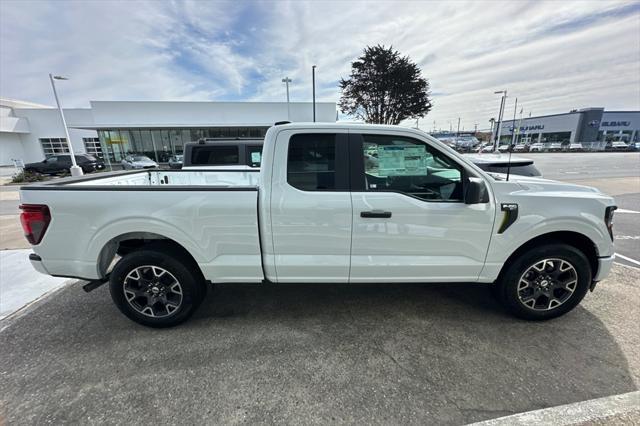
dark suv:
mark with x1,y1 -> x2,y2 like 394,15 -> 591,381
24,154 -> 105,175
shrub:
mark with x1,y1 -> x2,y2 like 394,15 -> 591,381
11,170 -> 46,183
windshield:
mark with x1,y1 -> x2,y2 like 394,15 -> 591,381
132,156 -> 152,161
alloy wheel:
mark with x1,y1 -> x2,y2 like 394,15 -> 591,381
123,265 -> 183,318
517,258 -> 578,311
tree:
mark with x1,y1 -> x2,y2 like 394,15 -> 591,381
339,45 -> 432,125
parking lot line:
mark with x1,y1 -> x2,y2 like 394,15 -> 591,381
614,253 -> 640,267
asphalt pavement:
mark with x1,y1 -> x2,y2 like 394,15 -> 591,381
1,265 -> 638,424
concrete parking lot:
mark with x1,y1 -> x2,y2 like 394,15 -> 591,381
0,152 -> 638,424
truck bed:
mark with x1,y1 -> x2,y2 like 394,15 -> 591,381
56,169 -> 260,188
20,169 -> 264,283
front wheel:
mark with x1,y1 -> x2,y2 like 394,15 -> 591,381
496,243 -> 592,320
109,249 -> 205,327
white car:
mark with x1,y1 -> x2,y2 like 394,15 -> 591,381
569,143 -> 584,152
609,141 -> 629,151
121,155 -> 158,170
20,123 -> 616,327
549,143 -> 563,152
464,154 -> 542,177
529,143 -> 545,152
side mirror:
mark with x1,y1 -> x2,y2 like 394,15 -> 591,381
465,177 -> 489,204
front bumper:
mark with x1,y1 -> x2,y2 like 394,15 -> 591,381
594,255 -> 615,282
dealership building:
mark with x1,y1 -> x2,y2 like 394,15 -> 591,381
0,99 -> 337,166
495,107 -> 640,147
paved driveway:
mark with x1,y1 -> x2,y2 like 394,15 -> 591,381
1,266 -> 638,425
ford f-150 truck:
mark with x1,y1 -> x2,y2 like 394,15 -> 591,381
19,123 -> 616,327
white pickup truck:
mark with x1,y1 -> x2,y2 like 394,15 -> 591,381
19,123 -> 616,327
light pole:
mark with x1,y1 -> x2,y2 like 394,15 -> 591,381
49,74 -> 83,176
510,97 -> 518,148
494,90 -> 507,152
312,65 -> 316,122
282,77 -> 292,120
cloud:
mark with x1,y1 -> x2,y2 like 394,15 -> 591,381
1,0 -> 638,130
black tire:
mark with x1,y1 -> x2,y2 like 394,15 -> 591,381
496,243 -> 592,321
109,249 -> 206,328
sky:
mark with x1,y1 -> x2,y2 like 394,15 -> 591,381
1,0 -> 639,131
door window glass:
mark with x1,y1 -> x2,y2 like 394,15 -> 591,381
360,134 -> 463,201
287,134 -> 337,191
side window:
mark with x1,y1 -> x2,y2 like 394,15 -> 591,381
287,133 -> 339,191
190,145 -> 239,166
46,156 -> 58,163
247,145 -> 263,168
360,134 -> 464,201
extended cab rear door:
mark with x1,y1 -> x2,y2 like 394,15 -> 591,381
348,131 -> 495,282
268,129 -> 352,282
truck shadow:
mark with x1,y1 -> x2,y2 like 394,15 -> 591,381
192,282 -> 637,421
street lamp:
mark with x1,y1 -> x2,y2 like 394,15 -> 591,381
493,90 -> 507,152
312,65 -> 316,122
282,77 -> 292,120
49,74 -> 83,176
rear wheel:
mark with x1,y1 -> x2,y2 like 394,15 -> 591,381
109,249 -> 205,328
497,243 -> 591,320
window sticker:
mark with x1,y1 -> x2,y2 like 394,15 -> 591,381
251,152 -> 262,163
377,145 -> 428,176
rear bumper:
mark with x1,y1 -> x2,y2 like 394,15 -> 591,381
594,255 -> 614,282
29,253 -> 50,275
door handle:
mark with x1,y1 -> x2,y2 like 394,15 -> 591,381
360,210 -> 392,218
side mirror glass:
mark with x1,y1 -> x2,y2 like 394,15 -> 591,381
465,177 -> 489,204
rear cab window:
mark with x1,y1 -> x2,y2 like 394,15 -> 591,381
247,145 -> 263,168
286,133 -> 348,191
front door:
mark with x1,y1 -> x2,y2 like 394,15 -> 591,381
349,132 -> 495,283
269,130 -> 352,283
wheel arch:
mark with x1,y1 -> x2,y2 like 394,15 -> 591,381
97,231 -> 204,280
496,231 -> 599,283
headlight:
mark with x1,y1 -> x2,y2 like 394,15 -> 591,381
605,206 -> 617,241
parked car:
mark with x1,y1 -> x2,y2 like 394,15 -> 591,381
513,144 -> 528,152
121,155 -> 158,170
24,154 -> 105,175
569,143 -> 584,152
182,138 -> 263,169
20,123 -> 616,327
497,144 -> 510,153
529,143 -> 545,152
464,154 -> 542,177
607,141 -> 629,151
628,142 -> 640,151
549,143 -> 563,152
168,155 -> 183,169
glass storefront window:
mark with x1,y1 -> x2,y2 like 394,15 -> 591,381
96,127 -> 269,163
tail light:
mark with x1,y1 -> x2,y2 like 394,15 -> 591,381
605,205 -> 617,242
19,204 -> 51,245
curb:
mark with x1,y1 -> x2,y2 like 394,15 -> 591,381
470,391 -> 640,425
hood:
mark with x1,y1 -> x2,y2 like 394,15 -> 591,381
493,173 -> 603,195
